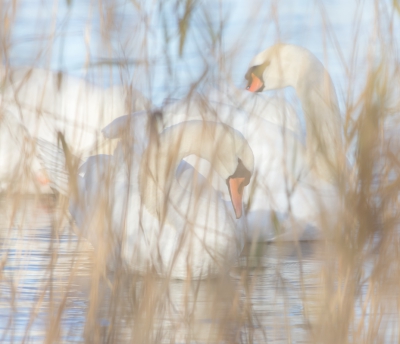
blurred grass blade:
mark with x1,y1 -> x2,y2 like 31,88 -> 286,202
178,0 -> 197,57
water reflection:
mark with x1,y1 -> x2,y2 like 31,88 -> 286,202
0,198 -> 321,343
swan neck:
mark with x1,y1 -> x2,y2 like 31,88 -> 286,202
139,137 -> 191,223
296,74 -> 343,180
139,121 -> 241,223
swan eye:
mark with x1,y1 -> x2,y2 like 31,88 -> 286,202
246,73 -> 264,92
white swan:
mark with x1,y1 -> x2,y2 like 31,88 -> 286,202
0,67 -> 149,192
245,44 -> 343,178
38,119 -> 254,279
241,43 -> 344,240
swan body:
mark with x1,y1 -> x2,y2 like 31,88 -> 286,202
39,119 -> 254,279
0,67 -> 149,192
0,110 -> 47,192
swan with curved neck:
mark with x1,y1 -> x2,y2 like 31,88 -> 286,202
240,43 -> 345,240
140,120 -> 253,220
246,43 -> 343,180
121,120 -> 253,278
39,119 -> 254,279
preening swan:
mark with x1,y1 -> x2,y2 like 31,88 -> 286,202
38,119 -> 254,279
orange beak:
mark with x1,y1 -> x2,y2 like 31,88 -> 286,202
246,73 -> 264,92
228,177 -> 245,219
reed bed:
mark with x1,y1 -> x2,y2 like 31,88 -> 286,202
0,0 -> 400,343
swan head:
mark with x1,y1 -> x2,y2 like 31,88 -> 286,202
141,121 -> 254,220
245,44 -> 320,93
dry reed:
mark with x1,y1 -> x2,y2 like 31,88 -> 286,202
0,0 -> 399,343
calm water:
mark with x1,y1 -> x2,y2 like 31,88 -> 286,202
0,197 -> 323,343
